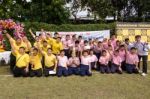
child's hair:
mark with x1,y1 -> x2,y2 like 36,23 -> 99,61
135,35 -> 141,38
125,38 -> 129,42
98,41 -> 102,44
119,44 -> 125,48
47,48 -> 52,51
130,47 -> 137,50
84,40 -> 88,44
19,47 -> 25,50
75,40 -> 79,44
102,50 -> 107,53
82,50 -> 89,55
60,49 -> 65,53
43,40 -> 47,43
33,48 -> 38,52
114,49 -> 119,53
54,32 -> 58,35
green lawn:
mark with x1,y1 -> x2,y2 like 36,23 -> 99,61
0,66 -> 150,99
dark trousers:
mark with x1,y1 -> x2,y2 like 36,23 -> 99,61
10,53 -> 16,72
125,64 -> 139,74
138,55 -> 148,73
68,66 -> 79,75
121,61 -> 126,71
100,64 -> 110,74
30,68 -> 42,77
44,66 -> 55,77
13,66 -> 28,77
91,62 -> 96,70
79,64 -> 92,76
64,49 -> 70,58
57,66 -> 68,77
111,63 -> 122,74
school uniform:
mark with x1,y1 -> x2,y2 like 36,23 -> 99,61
52,41 -> 63,55
13,52 -> 29,77
119,50 -> 126,71
10,39 -> 26,72
125,51 -> 139,74
111,55 -> 122,74
43,52 -> 57,77
99,56 -> 110,73
89,55 -> 98,70
68,57 -> 80,75
29,53 -> 43,77
57,56 -> 68,77
80,56 -> 92,76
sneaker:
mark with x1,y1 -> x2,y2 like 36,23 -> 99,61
141,73 -> 147,76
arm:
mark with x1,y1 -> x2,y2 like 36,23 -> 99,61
29,28 -> 36,39
54,57 -> 58,72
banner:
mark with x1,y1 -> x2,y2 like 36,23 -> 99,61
36,30 -> 110,41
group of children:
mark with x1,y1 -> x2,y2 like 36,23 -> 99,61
2,29 -> 148,77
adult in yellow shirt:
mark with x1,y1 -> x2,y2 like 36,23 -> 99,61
52,37 -> 63,55
39,47 -> 57,77
11,45 -> 29,77
29,48 -> 42,77
4,32 -> 31,71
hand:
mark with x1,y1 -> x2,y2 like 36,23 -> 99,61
29,28 -> 32,33
2,30 -> 7,34
24,67 -> 29,73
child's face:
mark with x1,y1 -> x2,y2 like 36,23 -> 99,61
43,42 -> 47,47
120,47 -> 125,51
114,51 -> 119,56
131,49 -> 137,54
83,52 -> 88,57
60,51 -> 65,56
108,46 -> 113,50
47,49 -> 52,54
90,51 -> 93,55
102,52 -> 107,56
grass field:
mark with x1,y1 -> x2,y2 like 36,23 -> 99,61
0,66 -> 150,99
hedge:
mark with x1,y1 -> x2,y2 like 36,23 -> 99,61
4,22 -> 116,50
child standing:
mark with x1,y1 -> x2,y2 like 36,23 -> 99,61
57,50 -> 69,77
99,50 -> 110,74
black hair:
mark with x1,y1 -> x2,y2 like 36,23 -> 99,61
75,40 -> 79,44
19,47 -> 25,50
130,47 -> 137,50
125,38 -> 129,42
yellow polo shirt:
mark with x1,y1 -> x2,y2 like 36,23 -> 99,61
15,52 -> 29,68
43,52 -> 57,67
41,45 -> 51,52
0,45 -> 5,52
30,53 -> 42,70
52,41 -> 63,54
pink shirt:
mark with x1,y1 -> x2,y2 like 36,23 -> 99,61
81,56 -> 91,66
99,56 -> 109,65
107,50 -> 114,61
112,55 -> 122,65
111,39 -> 117,48
126,51 -> 139,65
89,55 -> 98,62
68,57 -> 80,67
119,50 -> 126,62
57,56 -> 68,67
93,45 -> 103,53
63,39 -> 72,49
103,42 -> 108,49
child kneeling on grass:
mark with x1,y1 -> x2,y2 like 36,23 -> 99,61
80,50 -> 92,76
57,50 -> 69,77
111,50 -> 122,74
29,48 -> 43,77
68,52 -> 80,75
99,50 -> 110,74
125,47 -> 139,74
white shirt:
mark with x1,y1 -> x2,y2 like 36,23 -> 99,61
132,41 -> 150,56
57,56 -> 68,67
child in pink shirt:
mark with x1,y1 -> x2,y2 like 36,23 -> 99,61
119,45 -> 126,71
93,41 -> 103,59
111,50 -> 122,74
125,47 -> 139,74
80,50 -> 92,76
99,50 -> 110,74
89,50 -> 98,70
57,50 -> 69,77
68,52 -> 80,75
